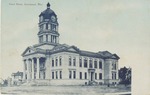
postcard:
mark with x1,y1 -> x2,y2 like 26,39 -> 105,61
1,0 -> 150,95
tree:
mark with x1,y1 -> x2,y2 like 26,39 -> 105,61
119,67 -> 131,85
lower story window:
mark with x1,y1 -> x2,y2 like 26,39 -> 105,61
52,72 -> 54,79
95,73 -> 97,80
85,72 -> 87,79
80,72 -> 82,79
60,71 -> 62,79
73,71 -> 76,79
69,71 -> 72,79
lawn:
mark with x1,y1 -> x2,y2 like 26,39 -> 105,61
1,85 -> 131,95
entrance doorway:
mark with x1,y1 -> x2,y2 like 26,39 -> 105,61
91,72 -> 94,81
88,69 -> 95,82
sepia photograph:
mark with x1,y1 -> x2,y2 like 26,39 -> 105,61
1,0 -> 150,95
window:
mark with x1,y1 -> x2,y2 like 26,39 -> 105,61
39,35 -> 43,43
25,74 -> 27,79
52,72 -> 54,79
112,63 -> 116,70
69,71 -> 72,79
99,61 -> 102,69
46,35 -> 48,42
73,71 -> 76,79
56,71 -> 58,79
112,72 -> 116,79
85,72 -> 87,79
60,71 -> 62,79
79,58 -> 82,67
51,24 -> 56,31
59,57 -> 62,66
80,72 -> 82,79
69,57 -> 71,66
89,59 -> 93,68
94,60 -> 97,68
46,23 -> 48,29
73,58 -> 76,66
99,73 -> 102,79
52,59 -> 54,67
56,58 -> 58,66
95,73 -> 97,80
84,58 -> 87,68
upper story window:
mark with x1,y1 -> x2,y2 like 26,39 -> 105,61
55,58 -> 58,66
99,61 -> 102,69
84,58 -> 87,68
94,60 -> 97,68
52,59 -> 54,67
79,58 -> 82,67
69,56 -> 71,66
112,63 -> 116,70
73,57 -> 76,66
89,59 -> 93,68
59,56 -> 62,66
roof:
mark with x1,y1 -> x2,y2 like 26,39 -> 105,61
22,43 -> 120,60
39,3 -> 56,19
11,71 -> 23,76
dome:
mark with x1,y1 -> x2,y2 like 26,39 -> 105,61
39,3 -> 57,19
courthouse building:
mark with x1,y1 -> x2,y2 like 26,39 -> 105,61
22,3 -> 120,85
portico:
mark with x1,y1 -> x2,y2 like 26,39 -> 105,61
23,55 -> 46,81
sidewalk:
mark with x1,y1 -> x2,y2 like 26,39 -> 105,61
105,92 -> 131,95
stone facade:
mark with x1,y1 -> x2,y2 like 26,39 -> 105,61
22,3 -> 120,85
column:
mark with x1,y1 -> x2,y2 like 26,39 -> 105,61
36,57 -> 40,79
23,60 -> 26,80
27,59 -> 30,80
51,35 -> 53,43
32,58 -> 34,79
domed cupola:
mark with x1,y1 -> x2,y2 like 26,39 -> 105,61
39,3 -> 57,20
38,2 -> 59,45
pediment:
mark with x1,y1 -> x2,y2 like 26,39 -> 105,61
67,46 -> 80,52
67,48 -> 77,52
22,47 -> 36,56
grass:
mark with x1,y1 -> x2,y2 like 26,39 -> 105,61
1,85 -> 131,95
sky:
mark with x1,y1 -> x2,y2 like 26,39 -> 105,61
1,0 -> 150,94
